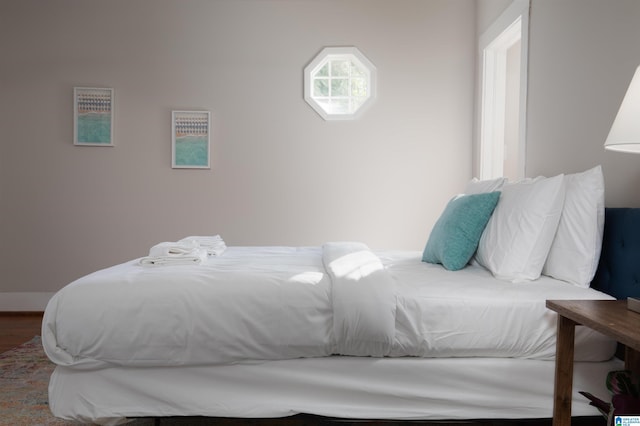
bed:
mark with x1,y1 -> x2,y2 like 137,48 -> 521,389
42,166 -> 631,425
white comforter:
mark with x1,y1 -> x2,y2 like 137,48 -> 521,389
42,243 -> 616,369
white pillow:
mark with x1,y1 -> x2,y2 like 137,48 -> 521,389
542,166 -> 605,287
475,174 -> 566,282
465,177 -> 507,194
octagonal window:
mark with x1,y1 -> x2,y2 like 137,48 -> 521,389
304,47 -> 376,121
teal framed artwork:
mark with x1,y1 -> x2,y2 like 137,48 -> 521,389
172,110 -> 211,169
73,87 -> 114,146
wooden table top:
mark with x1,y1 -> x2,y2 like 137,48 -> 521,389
546,299 -> 640,352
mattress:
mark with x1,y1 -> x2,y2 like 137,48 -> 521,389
42,245 -> 617,370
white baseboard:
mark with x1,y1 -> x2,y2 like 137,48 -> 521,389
0,292 -> 54,311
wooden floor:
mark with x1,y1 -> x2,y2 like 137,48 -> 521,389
0,312 -> 43,353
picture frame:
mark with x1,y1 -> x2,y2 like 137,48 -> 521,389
172,110 -> 211,169
74,87 -> 114,146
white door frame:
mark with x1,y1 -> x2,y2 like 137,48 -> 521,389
477,0 -> 530,180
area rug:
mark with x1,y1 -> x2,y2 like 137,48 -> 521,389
0,336 -> 72,425
0,338 -> 336,425
0,336 -> 155,426
0,337 -> 600,426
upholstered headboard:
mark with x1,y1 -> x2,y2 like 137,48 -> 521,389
591,208 -> 640,299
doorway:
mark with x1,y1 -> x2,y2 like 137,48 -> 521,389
477,0 -> 530,181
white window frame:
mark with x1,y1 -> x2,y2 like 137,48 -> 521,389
476,0 -> 530,180
304,46 -> 377,121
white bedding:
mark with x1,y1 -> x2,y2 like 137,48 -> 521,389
48,356 -> 624,425
380,251 -> 615,360
42,244 -> 616,370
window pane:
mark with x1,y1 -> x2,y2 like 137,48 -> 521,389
316,63 -> 329,77
331,60 -> 350,77
313,79 -> 329,97
351,78 -> 367,97
330,99 -> 351,114
331,78 -> 349,96
351,63 -> 366,78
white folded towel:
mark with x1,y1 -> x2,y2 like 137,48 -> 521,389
148,240 -> 201,257
139,240 -> 208,267
178,235 -> 227,256
139,253 -> 206,266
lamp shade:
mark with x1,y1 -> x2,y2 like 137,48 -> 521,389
605,66 -> 640,153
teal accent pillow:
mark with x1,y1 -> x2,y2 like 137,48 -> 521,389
422,191 -> 501,271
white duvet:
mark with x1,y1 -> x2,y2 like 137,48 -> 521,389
42,243 -> 616,370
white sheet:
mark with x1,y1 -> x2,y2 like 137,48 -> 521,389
48,356 -> 624,425
324,242 -> 397,356
44,246 -> 334,369
42,246 -> 617,370
377,251 -> 616,361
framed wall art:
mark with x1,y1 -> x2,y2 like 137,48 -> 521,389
172,110 -> 211,169
74,87 -> 114,146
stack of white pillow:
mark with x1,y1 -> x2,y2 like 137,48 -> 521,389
467,165 -> 605,287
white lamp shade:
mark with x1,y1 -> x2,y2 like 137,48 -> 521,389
605,66 -> 640,153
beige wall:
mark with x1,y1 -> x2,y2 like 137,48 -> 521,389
11,0 -> 639,309
526,0 -> 640,205
477,0 -> 640,201
0,0 -> 476,303
477,0 -> 515,35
